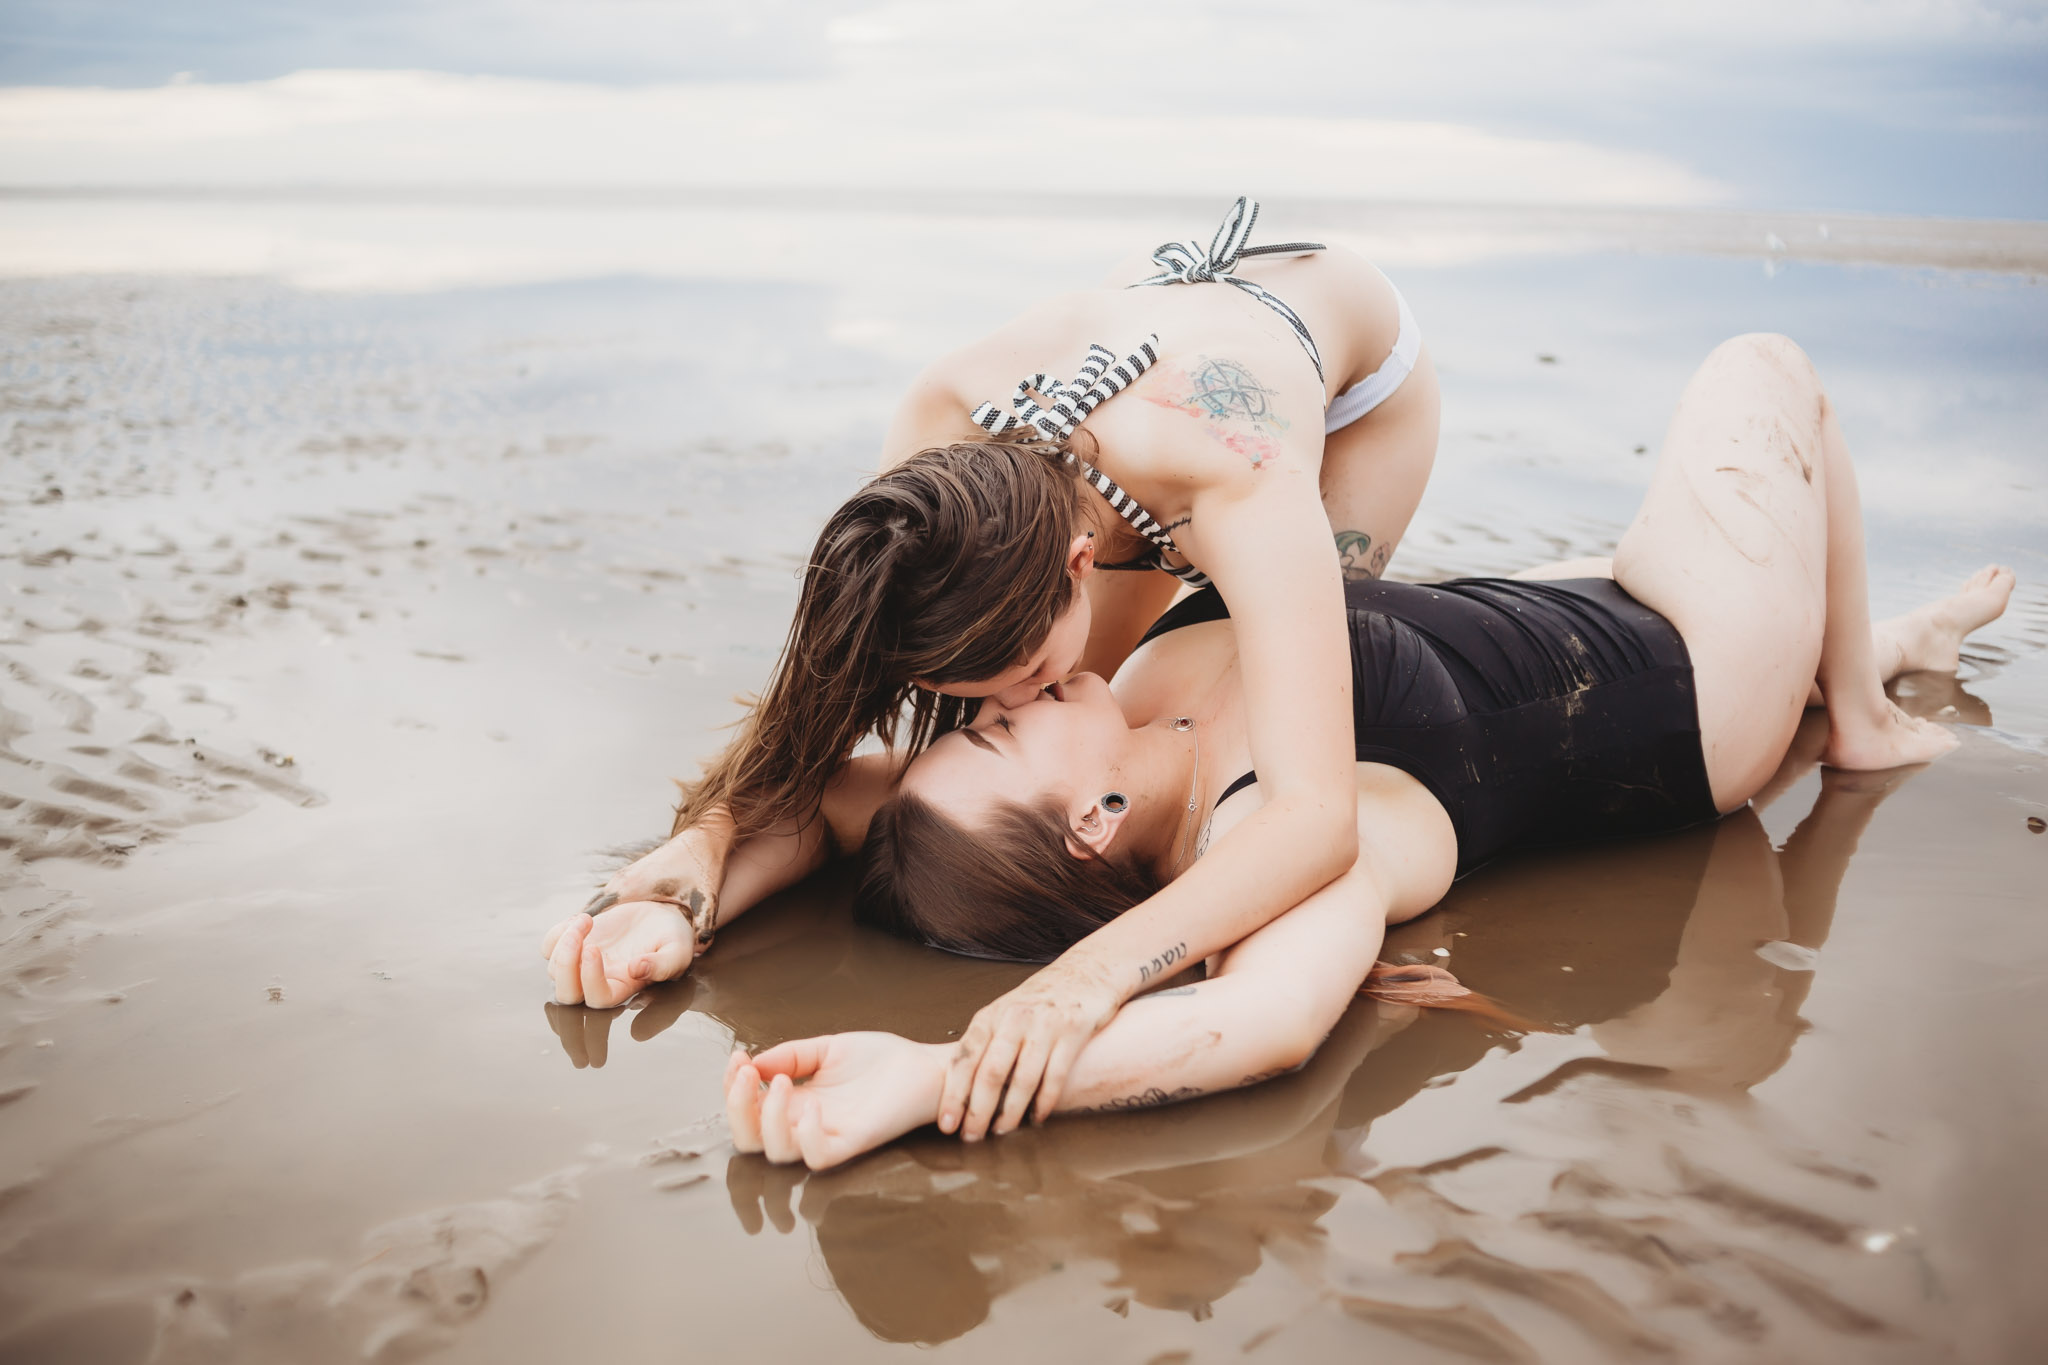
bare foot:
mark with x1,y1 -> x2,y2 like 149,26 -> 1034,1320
1877,565 -> 2016,675
1821,699 -> 1960,771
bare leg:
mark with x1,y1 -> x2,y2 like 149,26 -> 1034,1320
1611,335 -> 1991,811
1320,347 -> 1441,581
1805,398 -> 1974,771
1511,555 -> 2014,704
1866,566 -> 2015,676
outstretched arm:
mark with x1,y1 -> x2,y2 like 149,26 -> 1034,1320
940,402 -> 1361,1138
732,768 -> 1456,1169
543,751 -> 900,1005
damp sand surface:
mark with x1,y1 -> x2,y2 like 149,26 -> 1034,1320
1,200 -> 2046,1364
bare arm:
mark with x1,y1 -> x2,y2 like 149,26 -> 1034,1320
732,768 -> 1458,1170
942,396 -> 1360,1137
879,363 -> 976,469
544,751 -> 901,1006
1038,766 -> 1451,1115
717,749 -> 902,911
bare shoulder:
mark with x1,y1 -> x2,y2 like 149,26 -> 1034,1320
883,291 -> 1107,463
1353,764 -> 1457,915
1086,341 -> 1326,496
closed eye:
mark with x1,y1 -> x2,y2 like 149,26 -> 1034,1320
994,716 -> 1016,735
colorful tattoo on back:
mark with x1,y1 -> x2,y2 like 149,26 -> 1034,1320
1142,355 -> 1291,469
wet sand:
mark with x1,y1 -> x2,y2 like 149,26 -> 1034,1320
2,200 -> 2045,1363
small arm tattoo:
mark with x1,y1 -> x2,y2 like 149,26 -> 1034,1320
1073,1085 -> 1206,1114
1335,529 -> 1379,582
1137,942 -> 1189,984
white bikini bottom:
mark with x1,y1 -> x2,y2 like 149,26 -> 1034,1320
1324,277 -> 1422,435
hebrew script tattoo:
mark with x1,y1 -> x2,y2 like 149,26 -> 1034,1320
1074,1085 -> 1206,1114
1142,355 -> 1292,469
1137,941 -> 1189,985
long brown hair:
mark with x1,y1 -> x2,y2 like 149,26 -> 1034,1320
854,791 -> 1160,961
673,442 -> 1087,841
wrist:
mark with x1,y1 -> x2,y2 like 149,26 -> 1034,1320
913,1042 -> 952,1124
1061,942 -> 1137,1009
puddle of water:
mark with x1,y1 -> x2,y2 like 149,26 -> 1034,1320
1,200 -> 2044,1362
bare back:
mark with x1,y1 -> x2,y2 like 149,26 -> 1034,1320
882,235 -> 1439,670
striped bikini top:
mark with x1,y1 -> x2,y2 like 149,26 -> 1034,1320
967,197 -> 1325,589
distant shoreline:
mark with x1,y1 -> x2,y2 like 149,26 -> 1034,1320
3,184 -> 2045,277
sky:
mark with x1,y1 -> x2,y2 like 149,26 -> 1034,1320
1,0 -> 2044,217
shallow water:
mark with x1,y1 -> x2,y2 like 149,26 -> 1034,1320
1,198 -> 2045,1363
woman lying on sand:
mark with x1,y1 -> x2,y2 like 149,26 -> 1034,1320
547,198 -> 1441,1109
713,333 -> 2013,1169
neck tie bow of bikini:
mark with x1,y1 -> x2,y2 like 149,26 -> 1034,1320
967,198 -> 1327,452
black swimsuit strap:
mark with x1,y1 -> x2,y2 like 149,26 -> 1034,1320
1215,770 -> 1260,809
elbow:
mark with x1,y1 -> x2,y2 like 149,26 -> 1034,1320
1262,998 -> 1337,1077
1304,801 -> 1358,881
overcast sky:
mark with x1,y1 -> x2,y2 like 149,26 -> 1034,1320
2,0 -> 2042,216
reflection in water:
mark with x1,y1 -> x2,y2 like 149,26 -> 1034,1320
547,688 -> 1980,1352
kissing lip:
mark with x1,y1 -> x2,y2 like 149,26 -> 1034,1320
1047,680 -> 1067,702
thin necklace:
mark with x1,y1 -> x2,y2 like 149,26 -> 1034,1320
1170,716 -> 1201,871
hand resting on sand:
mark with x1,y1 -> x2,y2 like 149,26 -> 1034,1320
542,822 -> 732,1006
543,900 -> 696,1007
725,1037 -> 947,1171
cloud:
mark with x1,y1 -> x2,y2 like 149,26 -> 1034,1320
0,67 -> 1728,206
4,0 -> 2042,212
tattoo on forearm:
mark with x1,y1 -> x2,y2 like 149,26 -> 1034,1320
1142,355 -> 1291,469
1136,985 -> 1198,1001
1137,942 -> 1189,984
1240,1065 -> 1299,1087
1164,515 -> 1191,533
1074,1085 -> 1205,1114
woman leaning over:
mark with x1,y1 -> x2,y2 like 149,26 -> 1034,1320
543,199 -> 1440,1139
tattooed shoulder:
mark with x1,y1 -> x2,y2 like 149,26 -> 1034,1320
1141,354 -> 1293,470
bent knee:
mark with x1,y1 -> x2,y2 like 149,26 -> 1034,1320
1708,332 -> 1819,390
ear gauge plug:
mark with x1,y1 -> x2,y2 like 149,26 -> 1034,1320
1099,792 -> 1129,814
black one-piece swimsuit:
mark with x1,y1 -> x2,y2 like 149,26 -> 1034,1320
1136,577 -> 1723,877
